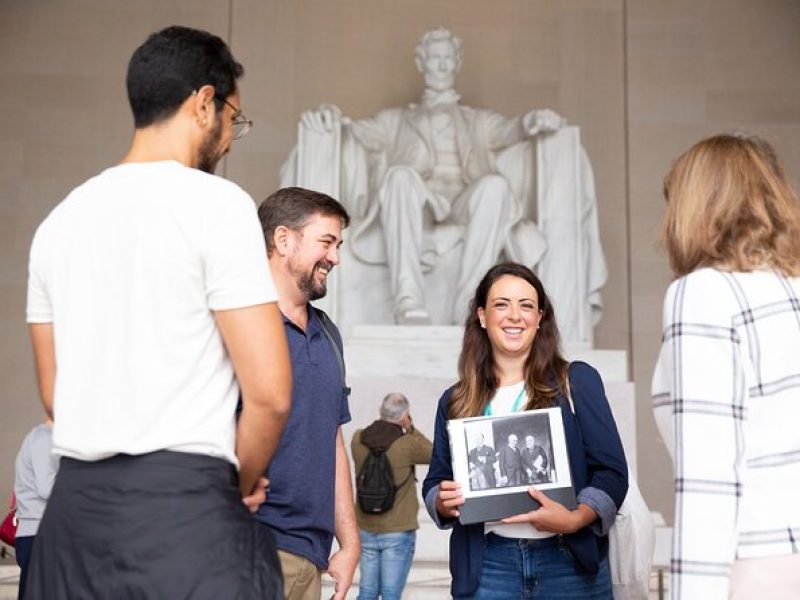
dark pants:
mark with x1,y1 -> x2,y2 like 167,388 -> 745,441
26,451 -> 282,600
15,535 -> 35,600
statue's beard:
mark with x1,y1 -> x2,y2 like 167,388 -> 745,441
291,259 -> 333,302
421,88 -> 461,108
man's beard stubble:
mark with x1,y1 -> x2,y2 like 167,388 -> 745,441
289,259 -> 333,302
197,117 -> 223,174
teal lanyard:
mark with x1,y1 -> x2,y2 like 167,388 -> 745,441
483,385 -> 526,416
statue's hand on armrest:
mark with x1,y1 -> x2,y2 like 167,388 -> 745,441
523,108 -> 566,137
300,103 -> 348,133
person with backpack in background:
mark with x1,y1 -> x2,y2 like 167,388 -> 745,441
256,187 -> 359,600
351,392 -> 433,600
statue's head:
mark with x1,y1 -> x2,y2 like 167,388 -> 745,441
415,27 -> 463,91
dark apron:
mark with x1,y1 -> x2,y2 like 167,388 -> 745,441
26,450 -> 282,599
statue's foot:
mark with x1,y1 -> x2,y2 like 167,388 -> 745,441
395,302 -> 431,325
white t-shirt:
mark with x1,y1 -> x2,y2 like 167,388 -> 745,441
26,161 -> 277,466
484,380 -> 554,540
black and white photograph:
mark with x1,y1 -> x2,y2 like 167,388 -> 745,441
448,407 -> 576,524
463,412 -> 556,492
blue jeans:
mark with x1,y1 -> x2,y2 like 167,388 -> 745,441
467,533 -> 612,599
357,530 -> 416,600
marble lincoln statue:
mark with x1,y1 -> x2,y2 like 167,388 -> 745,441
281,27 -> 607,343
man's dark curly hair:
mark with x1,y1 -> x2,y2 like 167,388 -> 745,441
126,25 -> 243,128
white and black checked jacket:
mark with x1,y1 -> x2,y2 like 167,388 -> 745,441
652,268 -> 800,599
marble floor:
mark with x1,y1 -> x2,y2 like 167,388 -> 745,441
0,558 -> 669,599
320,560 -> 670,599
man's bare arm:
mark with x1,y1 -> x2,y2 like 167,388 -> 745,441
215,303 -> 292,496
327,427 -> 360,600
29,323 -> 56,420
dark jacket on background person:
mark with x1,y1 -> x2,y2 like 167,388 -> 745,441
351,420 -> 433,533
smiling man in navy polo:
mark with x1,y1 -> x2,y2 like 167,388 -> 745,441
256,187 -> 359,600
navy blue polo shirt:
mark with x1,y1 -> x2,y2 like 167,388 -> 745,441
254,305 -> 350,569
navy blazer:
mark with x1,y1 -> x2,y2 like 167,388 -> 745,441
422,361 -> 628,598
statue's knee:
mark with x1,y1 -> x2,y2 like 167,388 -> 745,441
476,174 -> 511,195
469,175 -> 513,216
380,167 -> 427,208
382,166 -> 422,190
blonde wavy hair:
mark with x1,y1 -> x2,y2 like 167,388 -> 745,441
661,134 -> 800,277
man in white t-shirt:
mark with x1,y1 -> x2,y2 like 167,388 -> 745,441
24,26 -> 291,599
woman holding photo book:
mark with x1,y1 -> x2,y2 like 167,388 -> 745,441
423,262 -> 628,599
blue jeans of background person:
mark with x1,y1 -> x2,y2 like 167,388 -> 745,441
357,530 -> 416,600
466,532 -> 612,599
15,535 -> 36,600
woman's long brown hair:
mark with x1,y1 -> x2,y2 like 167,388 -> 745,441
448,262 -> 569,419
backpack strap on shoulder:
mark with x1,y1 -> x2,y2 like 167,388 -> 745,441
313,306 -> 351,397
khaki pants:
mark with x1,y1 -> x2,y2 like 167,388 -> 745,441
731,554 -> 800,599
278,549 -> 322,600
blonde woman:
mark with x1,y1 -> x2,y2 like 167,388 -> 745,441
653,134 -> 800,598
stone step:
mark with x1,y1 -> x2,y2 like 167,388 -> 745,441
345,325 -> 629,382
321,559 -> 451,599
322,559 -> 671,599
2,556 -> 670,599
0,564 -> 20,600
